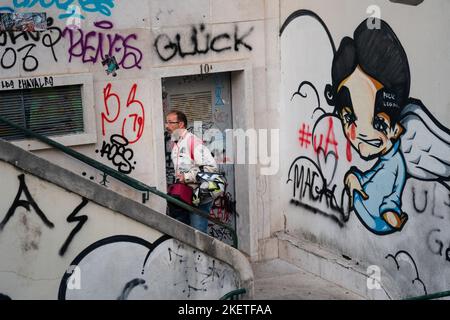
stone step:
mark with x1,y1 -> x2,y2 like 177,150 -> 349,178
252,259 -> 364,300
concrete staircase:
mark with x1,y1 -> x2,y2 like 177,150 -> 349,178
0,138 -> 254,300
252,259 -> 364,300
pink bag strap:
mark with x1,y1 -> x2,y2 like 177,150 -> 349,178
189,134 -> 195,161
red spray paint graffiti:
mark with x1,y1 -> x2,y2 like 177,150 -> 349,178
299,117 -> 352,162
101,83 -> 145,144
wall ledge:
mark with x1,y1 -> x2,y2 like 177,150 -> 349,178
0,138 -> 254,299
275,231 -> 398,300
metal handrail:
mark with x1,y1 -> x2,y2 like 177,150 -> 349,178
219,288 -> 247,300
0,116 -> 238,248
404,290 -> 450,300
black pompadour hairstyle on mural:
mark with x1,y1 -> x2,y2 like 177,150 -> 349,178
325,18 -> 411,125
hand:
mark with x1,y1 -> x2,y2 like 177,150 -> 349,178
345,172 -> 369,209
382,211 -> 408,230
176,173 -> 185,183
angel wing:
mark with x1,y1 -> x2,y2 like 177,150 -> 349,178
400,99 -> 450,190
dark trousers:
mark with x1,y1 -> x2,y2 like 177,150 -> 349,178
168,201 -> 213,233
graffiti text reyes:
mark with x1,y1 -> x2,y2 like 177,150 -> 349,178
63,20 -> 143,69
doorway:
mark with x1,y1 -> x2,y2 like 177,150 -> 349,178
162,72 -> 236,245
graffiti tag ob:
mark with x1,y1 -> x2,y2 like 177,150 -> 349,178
283,11 -> 450,236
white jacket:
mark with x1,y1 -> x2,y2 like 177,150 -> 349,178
171,131 -> 218,186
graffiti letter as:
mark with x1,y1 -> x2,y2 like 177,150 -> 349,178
0,174 -> 54,230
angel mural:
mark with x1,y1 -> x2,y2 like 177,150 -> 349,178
325,18 -> 450,235
282,12 -> 450,236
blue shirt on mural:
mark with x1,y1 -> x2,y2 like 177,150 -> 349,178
351,140 -> 407,235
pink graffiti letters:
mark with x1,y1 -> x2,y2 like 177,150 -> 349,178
298,117 -> 353,163
63,20 -> 143,69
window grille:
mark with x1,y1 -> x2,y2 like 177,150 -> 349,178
0,85 -> 84,140
169,91 -> 213,125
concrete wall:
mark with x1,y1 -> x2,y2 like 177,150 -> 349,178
0,0 -> 272,258
2,0 -> 450,300
0,0 -> 162,209
0,139 -> 252,299
279,0 -> 450,298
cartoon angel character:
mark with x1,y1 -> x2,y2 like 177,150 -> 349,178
325,18 -> 450,235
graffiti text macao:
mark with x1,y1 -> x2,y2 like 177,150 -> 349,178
0,0 -> 115,20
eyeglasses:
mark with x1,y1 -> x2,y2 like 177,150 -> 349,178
165,121 -> 180,124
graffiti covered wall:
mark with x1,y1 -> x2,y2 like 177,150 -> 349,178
0,0 -> 157,208
0,155 -> 240,299
0,0 -> 262,235
280,0 -> 450,298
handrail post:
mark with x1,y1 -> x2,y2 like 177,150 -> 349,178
142,191 -> 150,204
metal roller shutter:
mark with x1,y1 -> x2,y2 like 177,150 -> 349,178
0,85 -> 84,140
169,91 -> 213,126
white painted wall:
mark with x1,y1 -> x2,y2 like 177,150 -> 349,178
2,0 -> 449,299
0,159 -> 240,300
279,0 -> 450,298
0,0 -> 270,258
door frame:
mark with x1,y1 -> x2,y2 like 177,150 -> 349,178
150,60 -> 258,258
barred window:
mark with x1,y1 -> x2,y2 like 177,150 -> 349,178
169,91 -> 213,125
0,85 -> 84,140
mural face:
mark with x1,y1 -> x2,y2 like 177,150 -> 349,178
337,67 -> 402,161
330,19 -> 449,235
282,11 -> 450,237
281,8 -> 450,298
337,67 -> 408,234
